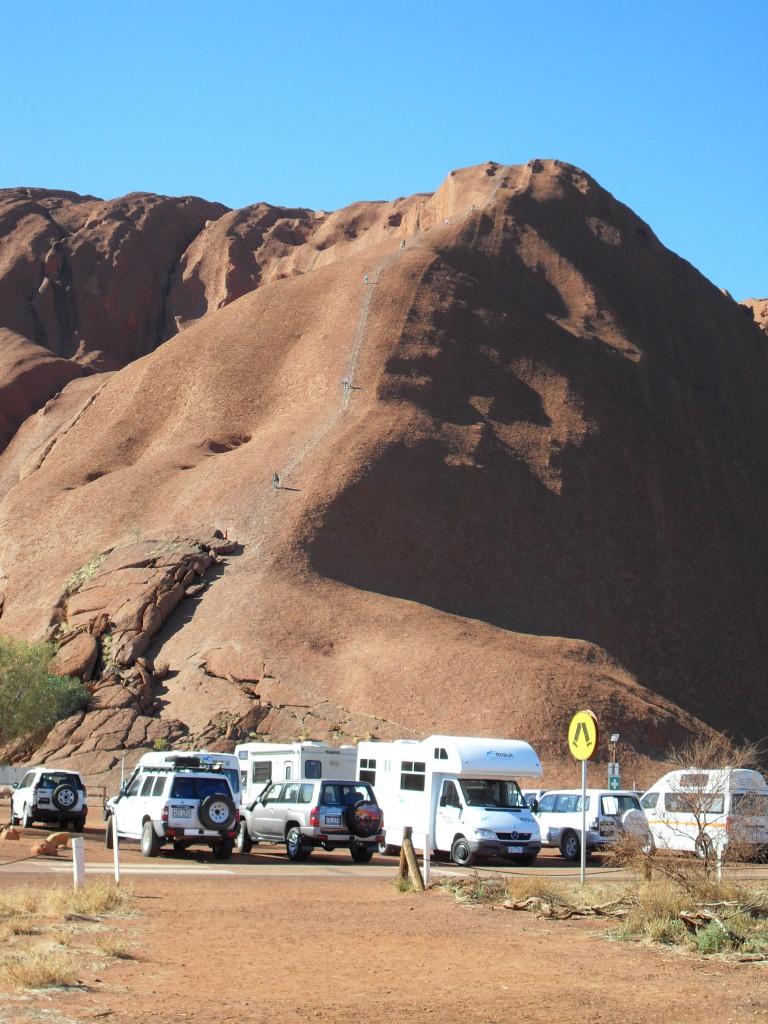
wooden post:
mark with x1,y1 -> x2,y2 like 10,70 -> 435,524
398,826 -> 425,892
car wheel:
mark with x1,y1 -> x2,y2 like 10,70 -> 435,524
52,783 -> 78,812
198,793 -> 237,831
450,836 -> 477,867
560,831 -> 581,861
141,821 -> 161,858
350,846 -> 374,864
695,832 -> 714,861
285,827 -> 310,862
104,817 -> 114,849
22,805 -> 34,829
211,839 -> 234,861
377,839 -> 399,856
236,820 -> 253,854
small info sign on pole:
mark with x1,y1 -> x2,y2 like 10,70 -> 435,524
567,710 -> 599,885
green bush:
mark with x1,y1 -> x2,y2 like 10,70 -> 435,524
0,636 -> 90,745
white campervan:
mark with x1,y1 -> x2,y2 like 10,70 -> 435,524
357,735 -> 543,867
235,741 -> 357,806
641,767 -> 768,859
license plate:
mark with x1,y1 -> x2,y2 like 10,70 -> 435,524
325,815 -> 342,826
172,806 -> 192,819
508,845 -> 524,854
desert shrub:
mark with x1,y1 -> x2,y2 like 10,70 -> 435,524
0,636 -> 90,745
63,551 -> 106,595
4,945 -> 79,988
696,921 -> 729,954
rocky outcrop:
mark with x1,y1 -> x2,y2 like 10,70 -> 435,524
0,328 -> 90,452
0,189 -> 228,370
53,534 -> 237,670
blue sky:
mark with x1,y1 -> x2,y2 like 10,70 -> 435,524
2,1 -> 765,299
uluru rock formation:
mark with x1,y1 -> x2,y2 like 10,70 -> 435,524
0,160 -> 766,785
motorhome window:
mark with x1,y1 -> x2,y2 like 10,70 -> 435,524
441,781 -> 461,808
434,748 -> 448,760
641,792 -> 659,810
359,757 -> 377,785
601,795 -> 640,816
731,793 -> 768,815
305,760 -> 322,779
284,762 -> 293,780
152,776 -> 166,797
664,792 -> 723,814
400,761 -> 426,792
252,761 -> 271,783
680,773 -> 709,790
298,784 -> 314,803
238,750 -> 248,760
459,779 -> 525,808
140,776 -> 156,797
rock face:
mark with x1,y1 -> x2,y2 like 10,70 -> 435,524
0,161 -> 766,788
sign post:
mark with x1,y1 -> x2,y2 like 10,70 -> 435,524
567,710 -> 599,885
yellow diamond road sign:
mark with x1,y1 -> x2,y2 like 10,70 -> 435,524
568,710 -> 599,761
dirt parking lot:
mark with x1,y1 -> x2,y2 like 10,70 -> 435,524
1,814 -> 767,1024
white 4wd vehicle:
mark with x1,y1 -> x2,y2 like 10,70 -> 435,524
104,755 -> 239,859
11,767 -> 88,831
532,788 -> 643,861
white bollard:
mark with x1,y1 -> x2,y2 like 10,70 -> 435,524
112,814 -> 121,886
72,836 -> 85,888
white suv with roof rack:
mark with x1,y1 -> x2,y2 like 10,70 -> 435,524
104,754 -> 239,859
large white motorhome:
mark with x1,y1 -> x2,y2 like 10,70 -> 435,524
356,735 -> 543,867
235,741 -> 357,806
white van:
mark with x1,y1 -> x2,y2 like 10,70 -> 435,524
641,767 -> 768,859
356,735 -> 543,867
124,750 -> 242,806
235,741 -> 357,806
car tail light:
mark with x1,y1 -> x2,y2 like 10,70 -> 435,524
309,806 -> 319,827
161,805 -> 169,825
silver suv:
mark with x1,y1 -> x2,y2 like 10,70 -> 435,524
104,754 -> 239,860
11,767 -> 88,831
238,778 -> 383,862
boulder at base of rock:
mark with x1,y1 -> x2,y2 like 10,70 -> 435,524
50,632 -> 99,681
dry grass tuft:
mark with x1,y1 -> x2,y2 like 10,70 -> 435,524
5,945 -> 80,989
0,881 -> 138,991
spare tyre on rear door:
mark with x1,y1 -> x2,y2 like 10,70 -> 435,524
345,800 -> 383,838
198,792 -> 237,831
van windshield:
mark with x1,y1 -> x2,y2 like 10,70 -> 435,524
459,779 -> 525,809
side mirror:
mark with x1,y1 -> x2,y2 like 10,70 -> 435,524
11,783 -> 19,790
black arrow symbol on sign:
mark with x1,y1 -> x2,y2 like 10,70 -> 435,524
573,721 -> 592,746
